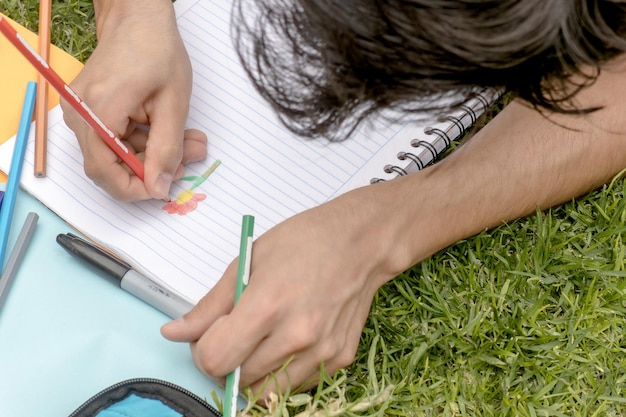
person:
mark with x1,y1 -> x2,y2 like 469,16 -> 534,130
61,0 -> 626,402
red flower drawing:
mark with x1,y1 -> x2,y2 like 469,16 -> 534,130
162,190 -> 207,215
161,160 -> 221,216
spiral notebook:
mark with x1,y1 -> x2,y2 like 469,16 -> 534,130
0,0 -> 495,304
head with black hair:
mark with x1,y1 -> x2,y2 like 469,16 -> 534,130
233,0 -> 626,140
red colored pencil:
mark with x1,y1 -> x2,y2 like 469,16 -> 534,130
0,15 -> 145,180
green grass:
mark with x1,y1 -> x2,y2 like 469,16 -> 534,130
1,0 -> 97,62
5,2 -> 626,416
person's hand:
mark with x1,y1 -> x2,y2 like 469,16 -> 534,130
60,0 -> 207,201
161,183 -> 407,400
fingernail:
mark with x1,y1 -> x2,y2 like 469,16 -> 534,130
155,173 -> 173,198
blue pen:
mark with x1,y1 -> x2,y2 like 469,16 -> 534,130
0,82 -> 37,272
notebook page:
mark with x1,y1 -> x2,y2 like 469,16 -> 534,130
0,0 -> 487,304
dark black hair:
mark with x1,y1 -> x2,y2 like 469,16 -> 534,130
232,0 -> 626,140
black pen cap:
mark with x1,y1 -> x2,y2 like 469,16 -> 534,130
56,233 -> 130,286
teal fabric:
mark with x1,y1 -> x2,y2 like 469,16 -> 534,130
95,394 -> 182,417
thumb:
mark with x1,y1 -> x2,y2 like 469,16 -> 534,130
161,261 -> 238,342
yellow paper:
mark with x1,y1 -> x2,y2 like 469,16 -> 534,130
0,14 -> 84,144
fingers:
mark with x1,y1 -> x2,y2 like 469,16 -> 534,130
161,259 -> 238,342
67,119 -> 150,201
63,94 -> 208,201
61,89 -> 154,201
181,129 -> 209,164
188,282 -> 279,379
248,359 -> 322,402
128,127 -> 207,180
143,94 -> 208,200
241,295 -> 368,392
181,283 -> 369,400
240,310 -> 363,403
142,107 -> 185,199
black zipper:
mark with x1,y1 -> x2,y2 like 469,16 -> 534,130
67,377 -> 222,417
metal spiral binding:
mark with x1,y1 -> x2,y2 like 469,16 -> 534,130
422,127 -> 452,147
475,92 -> 492,110
459,104 -> 477,125
397,151 -> 424,170
410,138 -> 439,160
440,115 -> 466,139
384,164 -> 408,176
369,92 -> 492,184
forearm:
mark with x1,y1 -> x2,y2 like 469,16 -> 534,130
377,57 -> 626,280
92,0 -> 175,38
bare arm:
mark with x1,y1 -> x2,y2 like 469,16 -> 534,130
162,57 -> 626,399
396,60 -> 626,274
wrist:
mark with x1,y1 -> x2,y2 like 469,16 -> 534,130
334,173 -> 456,290
364,168 -> 464,281
93,0 -> 175,40
363,142 -> 528,284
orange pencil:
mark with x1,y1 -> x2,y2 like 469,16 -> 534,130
34,0 -> 52,178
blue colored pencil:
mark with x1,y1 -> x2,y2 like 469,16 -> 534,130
0,82 -> 37,272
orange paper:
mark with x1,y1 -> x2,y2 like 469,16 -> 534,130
0,14 -> 83,144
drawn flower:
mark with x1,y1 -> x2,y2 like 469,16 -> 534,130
161,160 -> 221,216
163,189 -> 207,215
